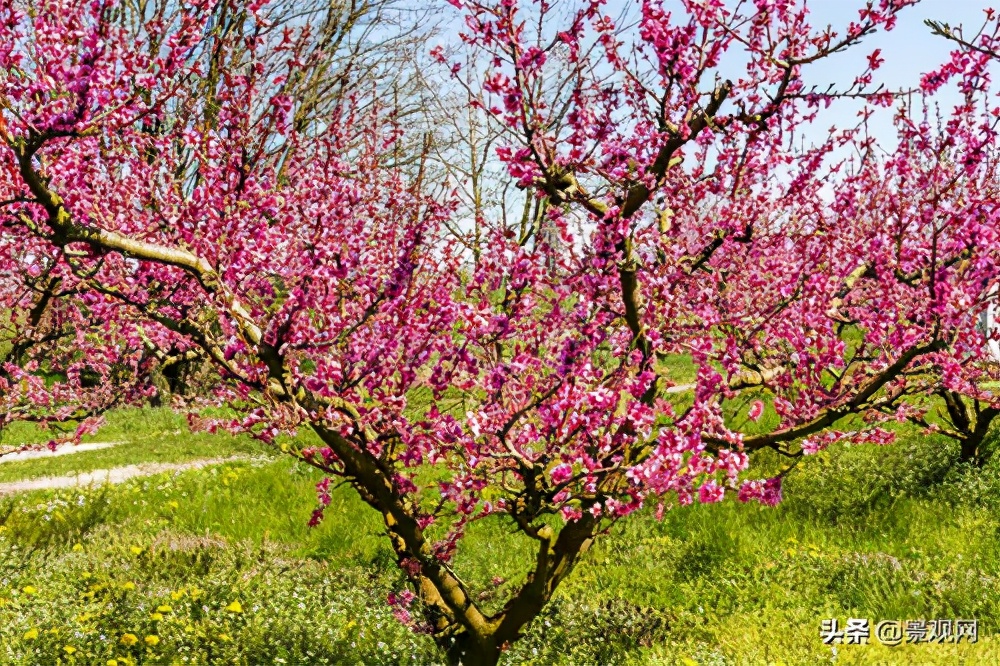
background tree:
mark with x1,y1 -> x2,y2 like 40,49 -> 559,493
689,10 -> 1000,468
703,108 -> 1000,467
448,0 -> 1000,477
0,231 -> 149,454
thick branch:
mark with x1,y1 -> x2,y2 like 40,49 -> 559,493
726,340 -> 941,451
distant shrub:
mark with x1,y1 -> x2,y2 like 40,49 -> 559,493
784,433 -> 959,523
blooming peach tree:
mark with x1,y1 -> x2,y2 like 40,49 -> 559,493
683,8 -> 1000,466
446,0 -> 1000,474
3,0 -> 997,662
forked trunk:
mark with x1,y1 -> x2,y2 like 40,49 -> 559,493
941,391 -> 998,467
959,406 -> 999,466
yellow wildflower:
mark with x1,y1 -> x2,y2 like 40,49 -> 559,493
156,604 -> 172,613
72,543 -> 84,552
21,585 -> 37,595
129,546 -> 143,556
170,589 -> 185,601
166,501 -> 179,510
121,582 -> 136,591
107,661 -> 119,666
144,635 -> 160,647
120,633 -> 138,646
64,646 -> 77,655
23,628 -> 39,640
150,613 -> 163,621
225,601 -> 243,613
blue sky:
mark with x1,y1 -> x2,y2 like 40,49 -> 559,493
435,0 -> 996,144
798,1 -> 994,144
590,0 -> 997,146
807,0 -> 990,90
430,0 -> 997,210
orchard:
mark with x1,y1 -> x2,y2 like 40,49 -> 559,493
1,0 -> 1000,664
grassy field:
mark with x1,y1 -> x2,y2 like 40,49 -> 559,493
1,408 -> 999,664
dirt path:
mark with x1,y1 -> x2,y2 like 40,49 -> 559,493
0,457 -> 248,495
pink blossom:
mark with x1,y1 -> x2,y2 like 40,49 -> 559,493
698,480 -> 725,504
549,462 -> 573,485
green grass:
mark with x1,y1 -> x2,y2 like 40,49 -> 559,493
1,407 -> 1000,664
657,352 -> 698,386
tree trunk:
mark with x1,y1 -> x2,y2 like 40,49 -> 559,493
959,436 -> 981,465
444,632 -> 500,666
148,363 -> 172,408
957,405 -> 999,466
